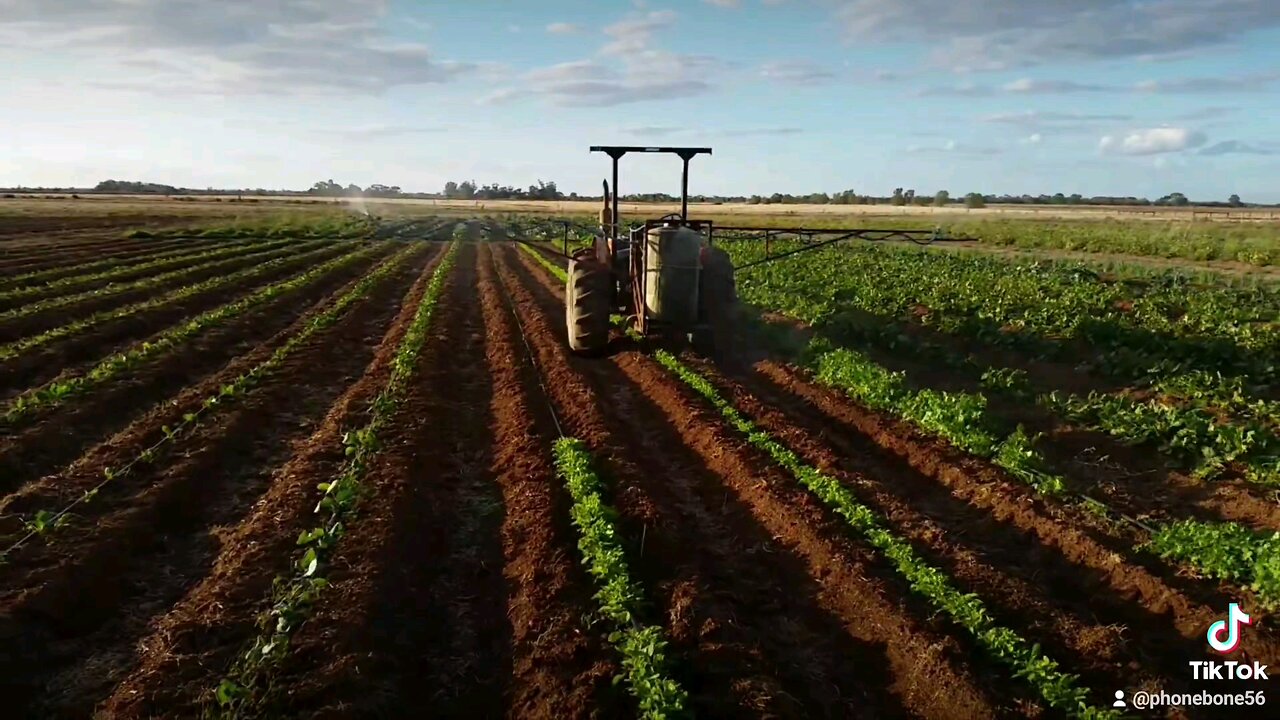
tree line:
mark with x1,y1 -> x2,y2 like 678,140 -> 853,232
0,180 -> 1256,209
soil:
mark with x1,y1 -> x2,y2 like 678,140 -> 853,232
1,224 -> 1274,719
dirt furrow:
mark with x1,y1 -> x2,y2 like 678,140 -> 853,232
0,243 -> 357,398
748,358 -> 1280,665
97,242 -> 452,719
0,236 -> 208,273
0,241 -> 274,311
0,241 -> 327,344
476,243 -> 621,718
0,243 -> 435,718
0,237 -> 220,279
686,354 -> 1266,712
503,243 -> 1019,718
266,242 -> 514,718
766,307 -> 1280,533
0,244 -> 397,494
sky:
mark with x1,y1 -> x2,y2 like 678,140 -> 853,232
2,0 -> 1279,201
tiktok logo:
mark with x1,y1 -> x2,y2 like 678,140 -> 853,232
1207,603 -> 1252,655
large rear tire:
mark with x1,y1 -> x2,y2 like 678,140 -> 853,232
566,252 -> 611,355
693,246 -> 739,360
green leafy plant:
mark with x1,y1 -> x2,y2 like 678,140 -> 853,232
0,241 -> 349,362
4,237 -> 230,291
652,348 -> 1115,719
2,244 -> 385,425
0,238 -> 309,322
553,437 -> 689,719
0,237 -> 270,306
1147,520 -> 1280,607
0,243 -> 428,562
516,240 -> 569,282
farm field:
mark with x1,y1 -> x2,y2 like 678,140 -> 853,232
0,208 -> 1278,719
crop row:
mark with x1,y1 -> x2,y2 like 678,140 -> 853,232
726,240 -> 1278,481
0,237 -> 266,304
650,348 -> 1115,718
802,341 -> 1280,605
2,238 -> 221,289
515,235 -> 1280,610
0,242 -> 351,362
552,437 -> 689,718
125,213 -> 377,240
2,244 -> 385,425
211,242 -> 458,717
787,295 -> 1279,486
514,238 -> 1116,707
0,244 -> 425,561
0,239 -> 321,322
726,240 -> 1277,403
515,240 -> 569,280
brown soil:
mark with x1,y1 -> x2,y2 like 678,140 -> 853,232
0,226 -> 1273,718
0,241 -> 336,344
0,244 -> 397,495
0,239 -> 274,311
0,233 -> 207,270
98,243 -> 451,718
0,242 -> 436,717
0,242 -> 357,399
504,244 -> 1020,718
0,237 -> 221,277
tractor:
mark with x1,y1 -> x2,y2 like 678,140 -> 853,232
543,145 -> 965,359
566,146 -> 737,357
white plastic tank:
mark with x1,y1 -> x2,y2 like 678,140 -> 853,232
644,223 -> 702,326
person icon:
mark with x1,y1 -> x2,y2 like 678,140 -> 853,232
1113,690 -> 1126,708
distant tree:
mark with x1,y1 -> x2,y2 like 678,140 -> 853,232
443,181 -> 459,198
933,190 -> 950,207
1228,193 -> 1244,207
964,192 -> 985,209
890,187 -> 906,206
95,179 -> 179,194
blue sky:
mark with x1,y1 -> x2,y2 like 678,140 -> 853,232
2,1 -> 1279,201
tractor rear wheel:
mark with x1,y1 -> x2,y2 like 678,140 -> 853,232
566,251 -> 611,355
692,246 -> 739,359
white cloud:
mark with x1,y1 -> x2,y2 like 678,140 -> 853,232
705,0 -> 741,6
0,0 -> 472,95
1022,133 -> 1042,144
984,111 -> 1130,126
916,82 -> 993,97
830,0 -> 1280,68
486,9 -> 725,108
759,60 -> 836,85
602,10 -> 677,55
316,125 -> 451,140
1134,72 -> 1280,93
721,127 -> 804,137
907,140 -> 1002,155
1099,127 -> 1208,155
625,126 -> 686,137
1002,78 -> 1105,93
1198,140 -> 1275,156
546,22 -> 580,34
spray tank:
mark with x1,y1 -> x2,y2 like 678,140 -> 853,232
644,221 -> 702,327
